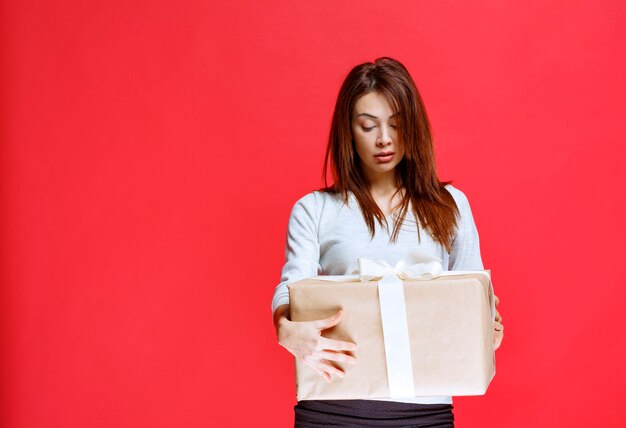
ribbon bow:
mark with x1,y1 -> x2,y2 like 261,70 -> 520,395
355,250 -> 443,282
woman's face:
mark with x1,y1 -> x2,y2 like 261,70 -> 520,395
351,91 -> 405,180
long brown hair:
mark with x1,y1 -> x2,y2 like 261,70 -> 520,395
318,57 -> 460,253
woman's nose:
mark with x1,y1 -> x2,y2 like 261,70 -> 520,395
377,127 -> 393,145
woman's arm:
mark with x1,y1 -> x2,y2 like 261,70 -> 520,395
271,194 -> 357,381
447,185 -> 504,350
448,186 -> 483,272
271,193 -> 321,313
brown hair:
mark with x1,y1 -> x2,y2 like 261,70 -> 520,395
318,57 -> 459,253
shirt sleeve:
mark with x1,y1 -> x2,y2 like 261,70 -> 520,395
271,192 -> 322,314
447,186 -> 485,271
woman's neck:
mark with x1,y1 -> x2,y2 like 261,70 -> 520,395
366,172 -> 401,199
364,171 -> 405,215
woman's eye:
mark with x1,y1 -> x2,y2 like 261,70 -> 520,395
390,125 -> 397,129
362,126 -> 375,132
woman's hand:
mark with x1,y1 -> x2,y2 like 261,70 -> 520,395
276,308 -> 357,382
493,294 -> 504,351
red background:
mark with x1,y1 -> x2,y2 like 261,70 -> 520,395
2,1 -> 625,427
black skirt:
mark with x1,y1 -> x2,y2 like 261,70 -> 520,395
294,399 -> 454,427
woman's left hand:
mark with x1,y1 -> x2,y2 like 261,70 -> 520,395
493,294 -> 504,351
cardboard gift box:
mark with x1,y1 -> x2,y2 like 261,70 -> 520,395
287,251 -> 496,401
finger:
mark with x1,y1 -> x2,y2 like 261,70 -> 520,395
305,360 -> 330,381
494,330 -> 503,350
313,310 -> 343,330
495,309 -> 502,323
494,321 -> 503,331
309,359 -> 343,382
316,350 -> 357,364
315,360 -> 346,379
494,295 -> 499,306
318,336 -> 357,352
303,356 -> 332,382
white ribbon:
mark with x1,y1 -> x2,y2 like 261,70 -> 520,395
310,249 -> 493,399
357,250 -> 443,398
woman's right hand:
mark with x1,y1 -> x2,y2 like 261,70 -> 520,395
276,309 -> 357,382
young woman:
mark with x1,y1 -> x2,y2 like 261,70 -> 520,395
272,57 -> 504,427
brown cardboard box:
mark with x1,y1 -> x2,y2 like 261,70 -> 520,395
288,272 -> 496,400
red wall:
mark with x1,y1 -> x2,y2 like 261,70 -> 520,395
2,1 -> 625,426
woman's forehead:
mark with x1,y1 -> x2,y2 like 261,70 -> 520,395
353,92 -> 398,118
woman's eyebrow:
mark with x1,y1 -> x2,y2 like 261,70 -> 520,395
355,112 -> 399,119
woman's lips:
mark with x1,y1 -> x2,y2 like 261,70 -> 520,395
374,153 -> 394,163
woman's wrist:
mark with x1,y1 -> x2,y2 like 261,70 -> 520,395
273,304 -> 291,332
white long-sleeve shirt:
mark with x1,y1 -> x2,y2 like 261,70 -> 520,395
272,183 -> 485,405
